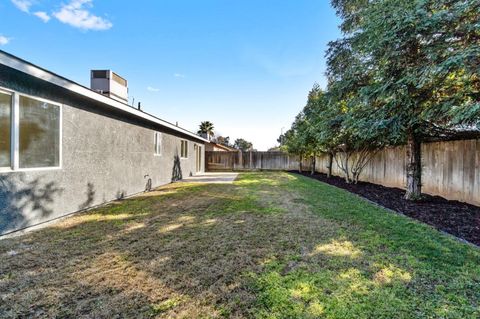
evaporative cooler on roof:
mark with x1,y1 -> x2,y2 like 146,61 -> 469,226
90,70 -> 128,103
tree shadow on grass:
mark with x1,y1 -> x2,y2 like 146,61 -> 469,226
0,173 -> 479,318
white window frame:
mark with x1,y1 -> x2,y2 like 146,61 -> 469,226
0,88 -> 13,172
154,132 -> 162,156
180,140 -> 188,159
0,86 -> 62,173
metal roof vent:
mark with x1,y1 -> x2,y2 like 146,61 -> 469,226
90,70 -> 128,103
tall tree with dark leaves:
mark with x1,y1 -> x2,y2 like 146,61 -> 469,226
233,138 -> 254,152
329,0 -> 480,199
279,84 -> 324,173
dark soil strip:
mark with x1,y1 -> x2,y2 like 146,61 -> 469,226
292,171 -> 480,247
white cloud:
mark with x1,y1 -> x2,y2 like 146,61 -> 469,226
0,36 -> 11,46
34,11 -> 51,22
174,73 -> 185,78
11,1 -> 51,23
11,0 -> 32,13
53,0 -> 112,31
147,86 -> 160,92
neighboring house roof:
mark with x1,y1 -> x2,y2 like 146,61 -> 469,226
209,142 -> 238,152
0,50 -> 209,143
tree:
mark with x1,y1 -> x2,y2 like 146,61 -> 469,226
281,0 -> 479,188
279,84 -> 325,173
213,136 -> 231,147
318,89 -> 386,183
197,121 -> 215,140
329,0 -> 480,198
278,128 -> 301,171
233,138 -> 253,152
323,37 -> 390,183
311,94 -> 338,178
285,78 -> 384,182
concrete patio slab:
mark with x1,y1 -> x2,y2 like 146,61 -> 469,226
181,172 -> 238,184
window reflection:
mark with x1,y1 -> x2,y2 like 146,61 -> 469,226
19,96 -> 60,168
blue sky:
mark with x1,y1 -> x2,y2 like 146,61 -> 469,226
1,0 -> 341,150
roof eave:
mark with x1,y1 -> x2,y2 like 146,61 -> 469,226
0,50 -> 209,143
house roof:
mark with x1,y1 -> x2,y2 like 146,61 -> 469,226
209,142 -> 238,152
0,50 -> 209,143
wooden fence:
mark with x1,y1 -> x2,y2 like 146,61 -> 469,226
206,138 -> 480,206
316,139 -> 480,206
205,151 -> 310,171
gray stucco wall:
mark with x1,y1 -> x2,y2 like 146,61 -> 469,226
0,65 -> 205,235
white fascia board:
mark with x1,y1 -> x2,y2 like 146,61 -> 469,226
0,50 -> 208,143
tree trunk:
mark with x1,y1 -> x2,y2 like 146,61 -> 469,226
353,171 -> 360,184
344,154 -> 350,183
299,153 -> 302,173
405,132 -> 422,200
327,152 -> 333,178
311,153 -> 316,175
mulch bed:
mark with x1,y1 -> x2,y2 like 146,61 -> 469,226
293,171 -> 480,247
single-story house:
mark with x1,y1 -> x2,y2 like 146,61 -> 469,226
205,141 -> 238,152
0,50 -> 208,235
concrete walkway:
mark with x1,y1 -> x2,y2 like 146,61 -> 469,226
181,172 -> 238,184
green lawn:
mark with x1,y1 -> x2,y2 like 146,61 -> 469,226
0,172 -> 479,318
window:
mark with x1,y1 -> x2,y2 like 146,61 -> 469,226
0,87 -> 61,171
19,96 -> 60,168
154,132 -> 162,155
180,140 -> 188,158
0,91 -> 12,168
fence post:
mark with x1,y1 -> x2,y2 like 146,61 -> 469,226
237,151 -> 241,170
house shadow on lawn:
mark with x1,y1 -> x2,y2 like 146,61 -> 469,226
0,173 -> 479,318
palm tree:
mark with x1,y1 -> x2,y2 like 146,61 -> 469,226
197,121 -> 215,140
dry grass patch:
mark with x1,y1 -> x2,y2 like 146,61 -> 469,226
0,173 -> 338,318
